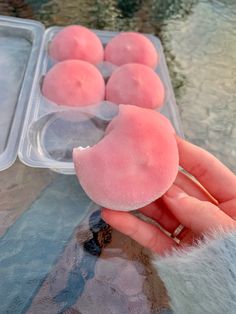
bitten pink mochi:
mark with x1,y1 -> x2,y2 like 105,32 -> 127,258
42,60 -> 105,107
73,105 -> 179,211
49,25 -> 104,64
106,63 -> 165,109
104,32 -> 158,69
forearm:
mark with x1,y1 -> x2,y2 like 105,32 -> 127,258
153,230 -> 236,314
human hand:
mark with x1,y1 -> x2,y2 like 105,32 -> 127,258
101,137 -> 236,255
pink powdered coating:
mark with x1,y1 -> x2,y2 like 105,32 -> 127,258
42,60 -> 105,107
49,25 -> 104,64
104,32 -> 158,69
106,63 -> 165,109
73,105 -> 179,211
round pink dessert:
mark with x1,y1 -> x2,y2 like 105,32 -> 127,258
104,32 -> 158,68
42,60 -> 105,107
73,105 -> 179,211
106,63 -> 165,109
49,25 -> 104,64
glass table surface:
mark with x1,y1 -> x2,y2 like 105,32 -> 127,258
0,1 -> 235,313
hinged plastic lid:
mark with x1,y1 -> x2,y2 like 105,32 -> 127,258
0,16 -> 44,171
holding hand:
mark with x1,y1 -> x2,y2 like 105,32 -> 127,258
101,137 -> 236,255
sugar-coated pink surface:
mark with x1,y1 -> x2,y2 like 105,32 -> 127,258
106,63 -> 165,109
104,32 -> 158,69
49,25 -> 104,64
73,105 -> 179,211
42,60 -> 105,107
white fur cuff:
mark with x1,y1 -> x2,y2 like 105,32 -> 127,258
153,230 -> 236,314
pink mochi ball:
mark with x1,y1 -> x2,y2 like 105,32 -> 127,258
42,60 -> 105,107
73,104 -> 179,211
49,25 -> 104,64
106,63 -> 165,109
104,32 -> 158,69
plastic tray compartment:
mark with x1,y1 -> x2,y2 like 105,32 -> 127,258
0,16 -> 44,171
18,27 -> 184,175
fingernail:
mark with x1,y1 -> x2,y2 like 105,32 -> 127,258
164,185 -> 188,200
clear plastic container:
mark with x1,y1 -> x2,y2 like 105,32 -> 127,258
0,16 -> 184,174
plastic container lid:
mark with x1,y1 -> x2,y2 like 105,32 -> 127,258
0,15 -> 44,171
0,16 -> 184,174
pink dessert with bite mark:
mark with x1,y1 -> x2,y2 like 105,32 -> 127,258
73,105 -> 179,211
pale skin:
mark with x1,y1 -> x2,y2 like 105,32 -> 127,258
101,137 -> 236,255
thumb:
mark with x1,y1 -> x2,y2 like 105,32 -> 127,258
162,185 -> 236,234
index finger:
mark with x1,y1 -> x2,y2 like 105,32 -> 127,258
177,137 -> 236,202
101,208 -> 177,254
